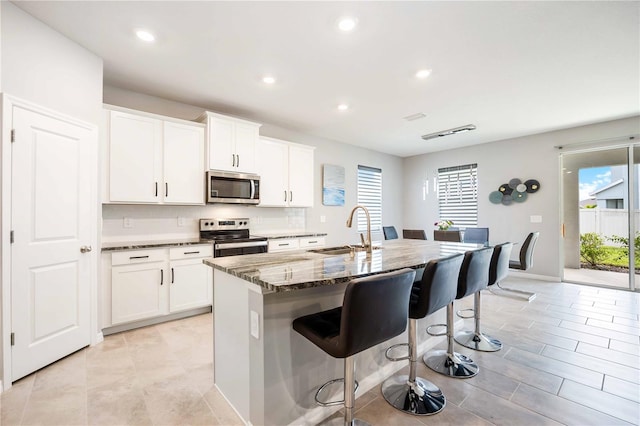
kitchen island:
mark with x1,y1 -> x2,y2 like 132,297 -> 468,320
204,239 -> 480,426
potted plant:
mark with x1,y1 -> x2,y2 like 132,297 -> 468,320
435,220 -> 454,231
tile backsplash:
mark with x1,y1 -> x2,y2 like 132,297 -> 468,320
101,204 -> 306,243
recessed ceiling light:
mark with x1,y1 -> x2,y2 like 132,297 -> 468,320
416,69 -> 432,79
337,104 -> 349,111
338,17 -> 358,32
263,76 -> 276,84
135,30 -> 155,42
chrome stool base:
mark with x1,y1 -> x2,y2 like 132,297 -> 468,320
454,330 -> 502,352
381,375 -> 446,415
423,350 -> 479,378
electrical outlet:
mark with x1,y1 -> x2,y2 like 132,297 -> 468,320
177,217 -> 186,227
123,217 -> 134,228
320,215 -> 326,223
250,311 -> 260,339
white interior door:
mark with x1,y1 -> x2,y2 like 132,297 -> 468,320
11,105 -> 93,381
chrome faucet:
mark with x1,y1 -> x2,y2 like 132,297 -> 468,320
346,205 -> 372,257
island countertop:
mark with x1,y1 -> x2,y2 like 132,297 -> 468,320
203,239 -> 480,292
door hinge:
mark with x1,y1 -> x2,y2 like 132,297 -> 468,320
11,129 -> 15,143
11,332 -> 15,346
10,230 -> 14,244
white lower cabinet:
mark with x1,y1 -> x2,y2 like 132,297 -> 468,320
108,244 -> 212,327
268,236 -> 325,252
169,247 -> 213,313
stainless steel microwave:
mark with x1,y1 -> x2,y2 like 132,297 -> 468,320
206,170 -> 260,204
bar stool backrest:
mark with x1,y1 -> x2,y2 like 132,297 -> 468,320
383,226 -> 399,240
457,247 -> 493,299
340,268 -> 415,357
410,253 -> 464,319
403,229 -> 427,240
462,227 -> 489,245
518,232 -> 539,270
489,242 -> 513,285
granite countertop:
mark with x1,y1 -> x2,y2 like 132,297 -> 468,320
203,239 -> 481,292
102,238 -> 211,252
253,231 -> 328,240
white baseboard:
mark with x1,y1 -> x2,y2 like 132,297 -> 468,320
287,333 -> 449,426
92,332 -> 104,346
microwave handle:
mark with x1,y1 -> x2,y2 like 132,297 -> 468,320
250,179 -> 255,199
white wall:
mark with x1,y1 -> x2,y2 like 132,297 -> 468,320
102,86 -> 405,246
0,1 -> 103,387
403,116 -> 640,278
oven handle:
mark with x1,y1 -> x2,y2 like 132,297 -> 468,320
215,241 -> 268,250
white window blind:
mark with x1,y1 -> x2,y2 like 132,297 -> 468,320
438,164 -> 478,228
357,165 -> 382,232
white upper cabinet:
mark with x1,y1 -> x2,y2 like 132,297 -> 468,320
256,137 -> 315,207
105,106 -> 205,205
199,111 -> 261,173
109,111 -> 162,203
163,121 -> 205,204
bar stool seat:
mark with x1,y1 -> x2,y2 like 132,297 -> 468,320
381,253 -> 463,415
293,268 -> 416,426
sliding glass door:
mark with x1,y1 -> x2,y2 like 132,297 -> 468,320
562,145 -> 637,291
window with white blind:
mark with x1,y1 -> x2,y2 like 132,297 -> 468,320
437,164 -> 478,228
357,165 -> 382,232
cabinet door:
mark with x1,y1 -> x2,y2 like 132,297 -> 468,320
234,123 -> 258,173
163,122 -> 205,204
169,258 -> 212,312
209,117 -> 234,171
112,262 -> 168,324
256,138 -> 288,207
109,111 -> 162,202
288,144 -> 315,207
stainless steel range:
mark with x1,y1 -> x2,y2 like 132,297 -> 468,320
200,218 -> 268,257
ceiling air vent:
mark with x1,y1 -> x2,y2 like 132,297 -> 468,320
403,112 -> 427,122
421,124 -> 476,141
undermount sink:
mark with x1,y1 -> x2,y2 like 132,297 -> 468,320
307,245 -> 383,255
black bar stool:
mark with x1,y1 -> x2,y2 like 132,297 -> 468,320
293,268 -> 416,426
422,253 -> 479,378
454,247 -> 501,352
381,253 -> 463,415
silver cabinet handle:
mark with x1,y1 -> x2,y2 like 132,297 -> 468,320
80,245 -> 92,253
236,154 -> 240,167
171,267 -> 174,284
232,154 -> 236,167
165,182 -> 168,197
155,182 -> 158,197
290,191 -> 293,202
284,190 -> 287,202
160,269 -> 164,285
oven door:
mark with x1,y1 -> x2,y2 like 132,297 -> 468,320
214,241 -> 268,257
207,171 -> 260,204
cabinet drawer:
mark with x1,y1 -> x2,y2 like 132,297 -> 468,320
112,249 -> 166,266
268,239 -> 300,252
299,237 -> 325,248
169,244 -> 213,260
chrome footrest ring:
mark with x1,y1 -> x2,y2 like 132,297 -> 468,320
426,323 -> 447,337
385,343 -> 410,361
456,308 -> 475,319
314,378 -> 360,407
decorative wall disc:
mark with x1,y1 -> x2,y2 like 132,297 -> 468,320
508,178 -> 522,189
524,179 -> 540,193
498,184 -> 513,195
501,194 -> 513,205
489,191 -> 503,204
513,191 -> 527,202
516,183 -> 527,192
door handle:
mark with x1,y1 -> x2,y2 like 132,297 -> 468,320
155,182 -> 158,197
284,190 -> 287,202
165,182 -> 168,197
232,154 -> 236,167
290,191 -> 293,203
160,269 -> 164,285
236,154 -> 240,167
80,245 -> 92,253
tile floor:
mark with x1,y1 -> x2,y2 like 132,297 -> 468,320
1,277 -> 639,426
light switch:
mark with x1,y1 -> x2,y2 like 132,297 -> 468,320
123,217 -> 134,228
177,217 -> 186,227
250,310 -> 260,339
320,215 -> 326,223
530,215 -> 542,223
